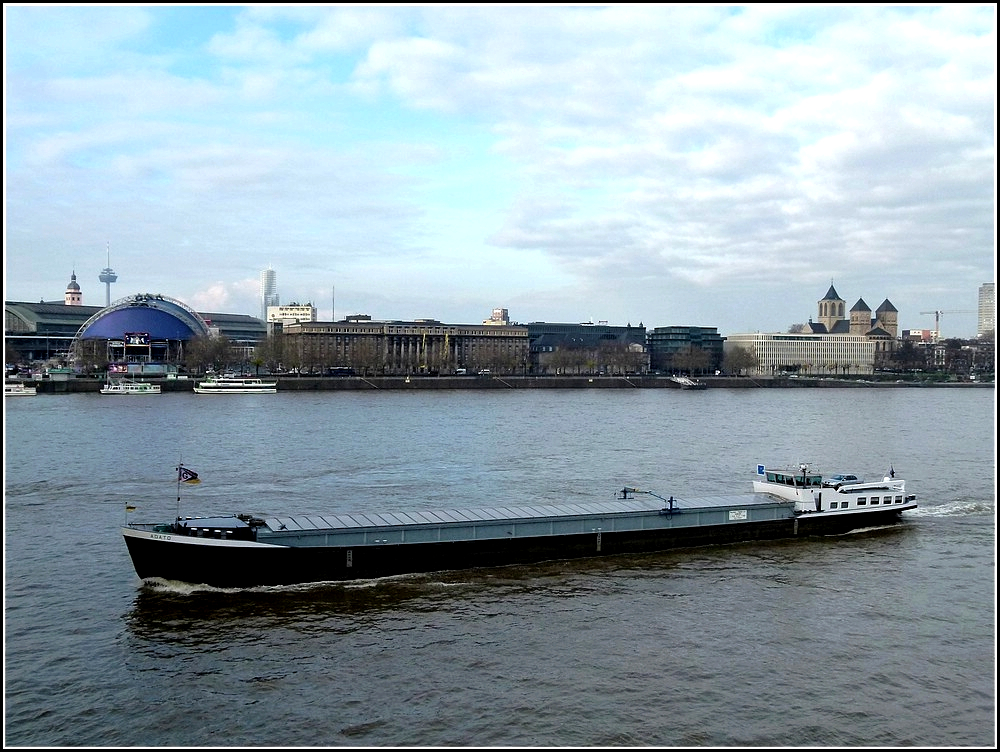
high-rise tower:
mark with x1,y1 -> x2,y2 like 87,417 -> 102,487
99,242 -> 118,307
260,266 -> 279,320
979,282 -> 996,338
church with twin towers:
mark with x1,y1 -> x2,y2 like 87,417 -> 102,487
811,284 -> 899,339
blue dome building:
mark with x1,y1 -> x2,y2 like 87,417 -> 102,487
77,293 -> 210,341
73,293 -> 212,371
6,290 -> 265,370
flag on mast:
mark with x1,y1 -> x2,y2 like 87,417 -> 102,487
177,465 -> 201,484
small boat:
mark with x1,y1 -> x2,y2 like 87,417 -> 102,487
100,379 -> 161,395
121,462 -> 917,588
193,375 -> 277,394
4,381 -> 37,396
669,375 -> 707,389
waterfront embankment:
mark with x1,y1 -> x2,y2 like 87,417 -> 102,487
22,374 -> 994,393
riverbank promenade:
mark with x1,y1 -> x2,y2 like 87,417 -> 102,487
21,374 -> 994,394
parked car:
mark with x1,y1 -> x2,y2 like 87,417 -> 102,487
823,473 -> 860,488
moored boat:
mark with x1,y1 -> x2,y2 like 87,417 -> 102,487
4,381 -> 37,396
100,378 -> 161,395
669,375 -> 707,389
193,375 -> 277,394
122,463 -> 917,588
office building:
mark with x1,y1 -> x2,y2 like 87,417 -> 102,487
260,267 -> 279,321
647,326 -> 724,373
978,282 -> 995,338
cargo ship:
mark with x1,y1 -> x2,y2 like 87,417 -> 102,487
122,464 -> 916,588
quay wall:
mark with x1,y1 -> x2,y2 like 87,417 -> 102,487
23,375 -> 994,394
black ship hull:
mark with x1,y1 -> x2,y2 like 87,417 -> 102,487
123,507 -> 909,588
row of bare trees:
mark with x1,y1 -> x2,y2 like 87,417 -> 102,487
251,336 -> 652,376
539,342 -> 648,375
70,335 -> 240,375
52,334 -> 996,381
257,335 -> 529,376
64,334 -> 751,377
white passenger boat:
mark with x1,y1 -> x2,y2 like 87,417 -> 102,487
4,381 -> 37,396
193,375 -> 277,394
100,379 -> 161,395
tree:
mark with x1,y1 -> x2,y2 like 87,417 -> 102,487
351,337 -> 383,376
671,346 -> 711,376
184,334 -> 234,373
886,340 -> 926,372
723,346 -> 758,376
597,342 -> 630,375
544,346 -> 582,375
253,335 -> 287,373
5,339 -> 21,369
72,339 -> 109,375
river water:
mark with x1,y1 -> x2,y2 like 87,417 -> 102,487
3,387 -> 996,747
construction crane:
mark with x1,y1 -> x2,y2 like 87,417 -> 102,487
919,310 -> 977,341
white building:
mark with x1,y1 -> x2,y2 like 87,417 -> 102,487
484,307 -> 510,325
724,332 -> 876,376
267,302 -> 317,324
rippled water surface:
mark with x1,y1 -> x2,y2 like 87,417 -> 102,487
4,387 -> 996,746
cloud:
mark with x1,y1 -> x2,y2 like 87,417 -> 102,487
4,5 -> 994,337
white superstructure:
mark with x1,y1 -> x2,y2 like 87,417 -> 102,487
194,375 -> 277,394
100,379 -> 161,395
752,464 -> 916,515
4,382 -> 37,396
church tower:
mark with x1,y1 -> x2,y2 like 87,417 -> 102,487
64,271 -> 82,306
849,298 -> 871,336
817,285 -> 845,332
875,299 -> 898,338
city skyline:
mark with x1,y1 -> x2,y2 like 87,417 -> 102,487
4,6 -> 995,339
20,265 -> 993,342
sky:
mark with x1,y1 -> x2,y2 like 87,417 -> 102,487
3,5 -> 996,338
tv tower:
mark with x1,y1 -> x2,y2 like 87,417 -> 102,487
98,241 -> 118,307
